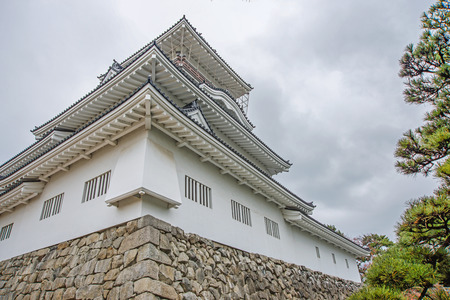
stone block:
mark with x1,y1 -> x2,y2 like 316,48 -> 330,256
35,248 -> 50,257
159,264 -> 175,284
103,280 -> 114,290
62,287 -> 76,300
107,287 -> 119,300
79,259 -> 97,276
115,260 -> 159,285
87,249 -> 100,261
196,268 -> 205,283
21,261 -> 37,275
30,290 -> 41,300
95,258 -> 112,273
126,220 -> 138,233
135,293 -> 158,300
159,234 -> 172,253
181,292 -> 198,300
200,291 -> 214,300
51,277 -> 66,290
134,278 -> 178,300
123,249 -> 138,267
178,252 -> 189,263
119,281 -> 134,300
111,255 -> 122,269
118,226 -> 159,253
138,215 -> 171,232
112,237 -> 124,250
76,285 -> 103,299
137,243 -> 171,265
104,269 -> 120,281
54,288 -> 64,300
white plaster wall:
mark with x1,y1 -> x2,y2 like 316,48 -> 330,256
0,126 -> 361,282
141,128 -> 362,282
0,130 -> 147,261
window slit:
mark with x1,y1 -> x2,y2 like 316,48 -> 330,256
82,171 -> 111,203
185,176 -> 211,208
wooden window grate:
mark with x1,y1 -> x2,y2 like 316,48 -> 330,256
82,171 -> 111,203
185,176 -> 212,208
231,200 -> 252,226
0,223 -> 13,241
345,258 -> 349,269
315,246 -> 321,259
40,193 -> 64,220
264,217 -> 280,239
332,253 -> 336,264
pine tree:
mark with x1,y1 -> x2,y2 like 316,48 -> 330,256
396,0 -> 450,185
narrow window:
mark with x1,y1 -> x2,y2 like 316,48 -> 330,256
231,200 -> 252,226
0,223 -> 13,241
315,246 -> 320,258
332,253 -> 336,264
40,193 -> 64,220
82,171 -> 111,203
264,217 -> 280,239
345,258 -> 349,269
184,175 -> 212,208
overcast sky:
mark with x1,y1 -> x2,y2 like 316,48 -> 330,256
0,0 -> 438,240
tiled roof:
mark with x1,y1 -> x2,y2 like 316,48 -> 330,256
1,78 -> 312,209
180,100 -> 214,133
178,16 -> 252,89
32,16 -> 252,135
31,41 -> 157,135
146,79 -> 311,208
0,129 -> 72,174
32,42 -> 290,172
2,81 -> 150,181
164,49 -> 291,167
0,179 -> 40,197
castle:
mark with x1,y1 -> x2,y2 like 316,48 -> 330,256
0,17 -> 368,282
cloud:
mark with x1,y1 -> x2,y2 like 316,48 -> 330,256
0,0 -> 439,240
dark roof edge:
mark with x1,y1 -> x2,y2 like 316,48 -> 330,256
284,207 -> 369,253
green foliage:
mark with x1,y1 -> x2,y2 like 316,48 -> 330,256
365,246 -> 439,291
354,233 -> 394,277
395,0 -> 450,185
397,187 -> 450,252
348,285 -> 405,300
353,2 -> 450,299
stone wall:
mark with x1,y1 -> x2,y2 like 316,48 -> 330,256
0,215 -> 361,300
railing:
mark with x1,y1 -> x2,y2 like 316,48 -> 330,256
173,55 -> 249,115
173,55 -> 213,87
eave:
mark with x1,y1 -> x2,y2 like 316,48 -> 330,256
0,81 -> 314,216
151,48 -> 291,175
27,45 -> 289,176
0,181 -> 45,215
282,209 -> 369,257
0,130 -> 73,178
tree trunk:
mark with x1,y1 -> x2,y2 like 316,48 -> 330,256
418,286 -> 430,300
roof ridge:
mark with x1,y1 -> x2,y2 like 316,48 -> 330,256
180,17 -> 252,90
